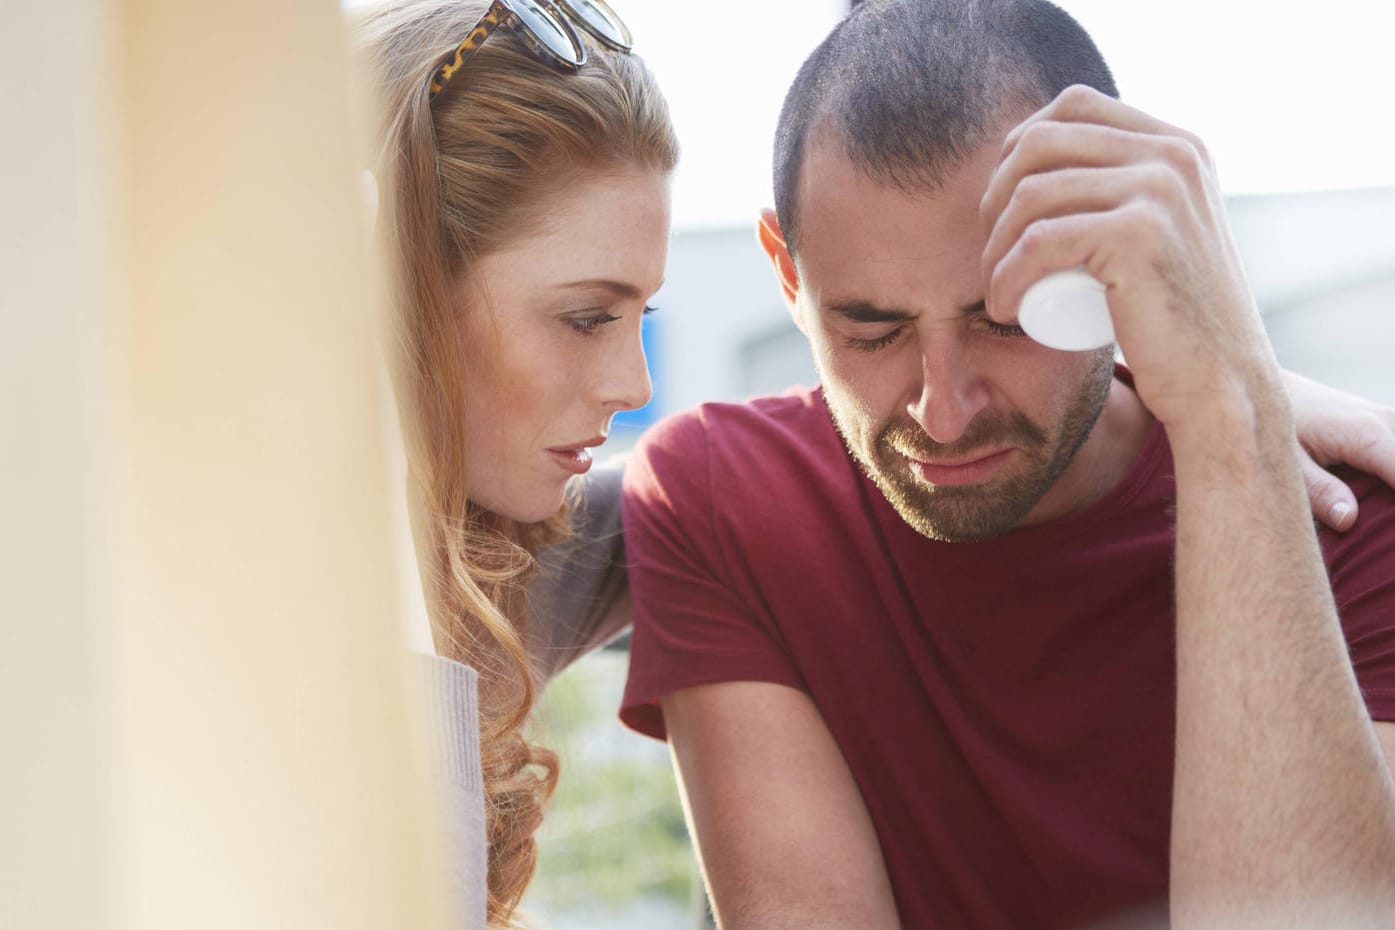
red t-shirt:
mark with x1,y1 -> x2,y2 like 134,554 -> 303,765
620,384 -> 1395,930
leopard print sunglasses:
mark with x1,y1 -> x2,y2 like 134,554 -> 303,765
427,0 -> 633,100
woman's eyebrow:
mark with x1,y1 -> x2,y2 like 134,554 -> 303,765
555,278 -> 652,300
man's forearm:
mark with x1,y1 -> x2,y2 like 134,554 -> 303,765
1169,384 -> 1395,926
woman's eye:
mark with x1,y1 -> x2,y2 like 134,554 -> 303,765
847,325 -> 906,353
569,313 -> 621,334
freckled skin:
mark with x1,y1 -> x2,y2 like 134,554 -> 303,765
458,169 -> 671,523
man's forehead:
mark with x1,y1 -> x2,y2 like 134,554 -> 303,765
797,136 -> 1003,235
793,107 -> 1031,224
798,134 -> 954,208
793,135 -> 1001,297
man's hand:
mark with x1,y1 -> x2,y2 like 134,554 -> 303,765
979,84 -> 1395,532
980,84 -> 1395,926
978,84 -> 1282,442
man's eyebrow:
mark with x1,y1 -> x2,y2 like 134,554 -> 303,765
826,299 -> 987,322
826,301 -> 914,323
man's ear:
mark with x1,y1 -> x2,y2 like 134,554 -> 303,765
756,208 -> 805,332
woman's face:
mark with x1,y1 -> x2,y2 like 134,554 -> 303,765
457,168 -> 671,522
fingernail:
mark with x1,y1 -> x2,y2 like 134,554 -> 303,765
1331,501 -> 1352,527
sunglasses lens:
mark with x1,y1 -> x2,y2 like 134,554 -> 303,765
512,0 -> 584,64
562,0 -> 633,50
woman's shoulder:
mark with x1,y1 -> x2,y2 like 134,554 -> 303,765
528,464 -> 631,679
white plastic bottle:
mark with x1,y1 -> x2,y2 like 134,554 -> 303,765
1017,268 -> 1115,351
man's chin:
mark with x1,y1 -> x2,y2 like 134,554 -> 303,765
873,471 -> 1043,543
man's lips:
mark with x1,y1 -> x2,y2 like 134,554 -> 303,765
900,447 -> 1015,486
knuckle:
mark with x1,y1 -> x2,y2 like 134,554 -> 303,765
1117,201 -> 1162,243
1141,162 -> 1185,205
1018,120 -> 1058,154
1056,83 -> 1098,112
1011,173 -> 1048,211
1157,136 -> 1195,173
1018,218 -> 1053,257
1159,135 -> 1211,189
1181,129 -> 1213,167
1350,411 -> 1390,451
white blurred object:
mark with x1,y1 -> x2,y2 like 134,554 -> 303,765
361,169 -> 380,229
1018,268 -> 1115,352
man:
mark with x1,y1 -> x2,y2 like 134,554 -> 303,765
618,1 -> 1395,927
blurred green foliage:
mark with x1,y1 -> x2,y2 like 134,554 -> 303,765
524,649 -> 697,922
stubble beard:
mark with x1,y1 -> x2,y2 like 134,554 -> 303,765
828,350 -> 1116,543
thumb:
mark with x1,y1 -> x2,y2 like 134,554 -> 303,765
1300,449 -> 1358,532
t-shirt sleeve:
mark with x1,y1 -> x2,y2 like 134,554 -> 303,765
619,412 -> 804,741
1325,468 -> 1395,722
526,463 -> 631,682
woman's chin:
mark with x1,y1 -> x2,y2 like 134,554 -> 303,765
479,487 -> 569,525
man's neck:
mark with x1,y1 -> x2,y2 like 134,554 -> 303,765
1020,375 -> 1155,528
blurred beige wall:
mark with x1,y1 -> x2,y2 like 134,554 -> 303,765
2,2 -> 452,928
1,1 -> 111,926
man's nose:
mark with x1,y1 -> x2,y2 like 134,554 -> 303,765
906,330 -> 989,445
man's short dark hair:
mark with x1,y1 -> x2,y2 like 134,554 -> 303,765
773,0 -> 1118,254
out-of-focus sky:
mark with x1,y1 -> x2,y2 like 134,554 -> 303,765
347,0 -> 1395,231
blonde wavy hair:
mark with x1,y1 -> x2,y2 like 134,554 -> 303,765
355,1 -> 677,924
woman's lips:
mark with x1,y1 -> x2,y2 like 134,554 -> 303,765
547,446 -> 595,475
547,435 -> 606,476
904,448 -> 1014,486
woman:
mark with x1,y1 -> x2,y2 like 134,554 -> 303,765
357,1 -> 675,926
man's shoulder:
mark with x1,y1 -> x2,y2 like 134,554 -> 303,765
1335,467 -> 1395,505
633,385 -> 831,463
624,385 -> 849,512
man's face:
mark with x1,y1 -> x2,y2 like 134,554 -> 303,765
783,133 -> 1116,542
